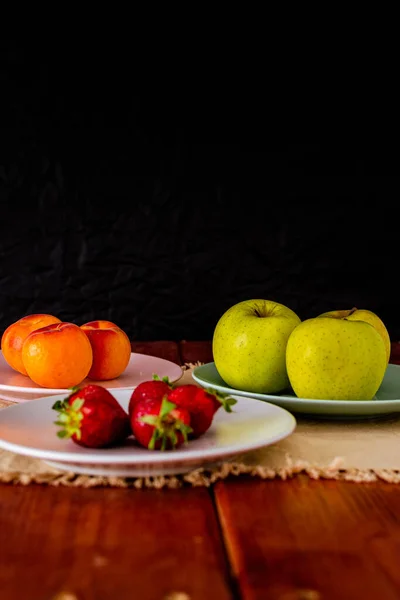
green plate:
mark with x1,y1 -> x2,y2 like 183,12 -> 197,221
192,362 -> 400,418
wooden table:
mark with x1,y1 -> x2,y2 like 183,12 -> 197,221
1,340 -> 400,600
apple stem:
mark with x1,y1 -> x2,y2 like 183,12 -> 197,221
348,307 -> 358,316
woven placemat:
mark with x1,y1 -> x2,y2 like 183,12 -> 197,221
1,364 -> 400,488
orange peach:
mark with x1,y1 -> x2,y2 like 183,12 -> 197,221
80,320 -> 131,381
22,322 -> 93,388
1,313 -> 62,375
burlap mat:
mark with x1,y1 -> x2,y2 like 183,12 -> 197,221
1,364 -> 400,488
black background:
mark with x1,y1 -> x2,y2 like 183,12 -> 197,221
1,42 -> 399,342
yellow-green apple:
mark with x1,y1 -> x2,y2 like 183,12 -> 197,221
212,299 -> 301,394
317,307 -> 391,364
80,320 -> 131,380
286,316 -> 387,400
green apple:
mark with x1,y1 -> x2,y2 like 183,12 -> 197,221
286,317 -> 387,400
317,307 -> 391,364
212,299 -> 301,394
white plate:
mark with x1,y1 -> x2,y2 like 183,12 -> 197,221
192,362 -> 400,419
0,390 -> 296,476
0,351 -> 183,401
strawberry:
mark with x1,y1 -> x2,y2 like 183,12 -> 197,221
167,385 -> 237,438
128,374 -> 172,417
52,384 -> 131,448
130,396 -> 191,450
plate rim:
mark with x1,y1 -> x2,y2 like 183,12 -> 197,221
192,361 -> 400,409
0,351 -> 183,395
0,393 -> 296,465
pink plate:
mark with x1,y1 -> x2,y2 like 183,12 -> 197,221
0,351 -> 183,403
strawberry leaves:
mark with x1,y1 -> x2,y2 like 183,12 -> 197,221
207,388 -> 237,413
132,396 -> 192,450
52,397 -> 85,440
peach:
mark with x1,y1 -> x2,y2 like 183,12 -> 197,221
80,320 -> 131,381
1,313 -> 62,375
22,322 -> 93,389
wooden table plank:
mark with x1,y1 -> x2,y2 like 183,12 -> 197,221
131,341 -> 181,365
179,340 -> 213,366
0,341 -> 233,600
390,341 -> 400,365
215,476 -> 400,600
0,484 -> 234,600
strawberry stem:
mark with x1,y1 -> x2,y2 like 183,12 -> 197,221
52,396 -> 85,440
206,388 -> 237,412
140,397 -> 192,450
152,373 -> 172,385
159,398 -> 176,418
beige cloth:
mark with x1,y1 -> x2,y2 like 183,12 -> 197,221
1,365 -> 400,488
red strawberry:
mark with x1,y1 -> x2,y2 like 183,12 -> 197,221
128,375 -> 172,417
131,396 -> 191,450
167,385 -> 237,438
52,384 -> 131,449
